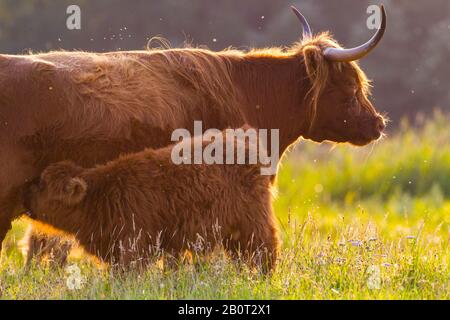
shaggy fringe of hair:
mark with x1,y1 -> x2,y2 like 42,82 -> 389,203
32,32 -> 372,136
143,33 -> 372,131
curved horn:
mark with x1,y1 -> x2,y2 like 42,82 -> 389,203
291,6 -> 312,39
323,5 -> 386,62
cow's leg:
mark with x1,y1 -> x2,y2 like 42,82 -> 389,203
0,140 -> 71,267
0,206 -> 13,253
0,180 -> 71,268
0,140 -> 36,217
0,185 -> 28,254
0,187 -> 16,245
0,142 -> 70,265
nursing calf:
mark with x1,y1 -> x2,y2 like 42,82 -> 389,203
24,130 -> 279,272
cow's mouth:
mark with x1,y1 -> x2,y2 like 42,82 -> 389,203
348,117 -> 386,146
349,128 -> 384,146
318,126 -> 383,146
301,117 -> 386,146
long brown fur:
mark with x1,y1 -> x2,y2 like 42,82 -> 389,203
0,33 -> 385,263
25,130 -> 279,272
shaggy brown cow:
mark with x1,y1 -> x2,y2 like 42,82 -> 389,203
24,129 -> 278,271
0,7 -> 387,262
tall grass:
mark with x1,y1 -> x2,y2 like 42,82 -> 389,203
0,112 -> 449,299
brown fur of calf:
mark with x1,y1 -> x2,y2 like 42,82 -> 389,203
25,131 -> 279,272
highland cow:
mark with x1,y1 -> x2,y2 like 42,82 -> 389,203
0,6 -> 387,264
24,129 -> 279,271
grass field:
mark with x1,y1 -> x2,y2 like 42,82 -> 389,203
1,113 -> 449,299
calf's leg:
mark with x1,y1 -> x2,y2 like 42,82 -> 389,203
226,219 -> 279,274
24,225 -> 72,267
23,225 -> 72,267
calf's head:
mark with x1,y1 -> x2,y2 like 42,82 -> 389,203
25,161 -> 87,222
292,6 -> 387,146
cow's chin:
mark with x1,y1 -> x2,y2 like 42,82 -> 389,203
348,131 -> 383,146
308,129 -> 381,146
348,138 -> 374,146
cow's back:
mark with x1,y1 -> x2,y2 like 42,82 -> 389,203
0,49 -> 245,215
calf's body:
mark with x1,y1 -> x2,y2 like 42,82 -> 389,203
26,134 -> 279,271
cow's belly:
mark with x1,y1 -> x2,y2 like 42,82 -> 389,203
23,122 -> 176,170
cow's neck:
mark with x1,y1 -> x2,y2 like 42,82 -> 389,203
230,54 -> 310,156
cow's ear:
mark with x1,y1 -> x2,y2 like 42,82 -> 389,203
62,178 -> 87,205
